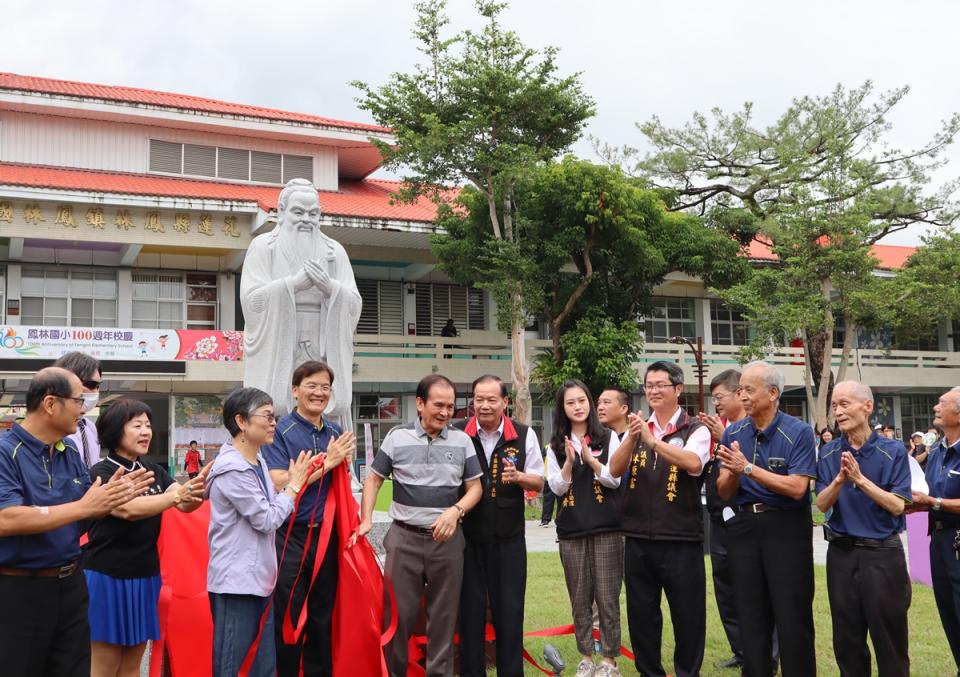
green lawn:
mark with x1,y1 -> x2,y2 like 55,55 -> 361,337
514,552 -> 953,676
374,478 -> 393,512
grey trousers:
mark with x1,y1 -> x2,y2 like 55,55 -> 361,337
559,532 -> 624,658
383,523 -> 465,677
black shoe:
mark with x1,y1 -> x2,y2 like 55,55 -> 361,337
717,656 -> 743,669
539,520 -> 550,527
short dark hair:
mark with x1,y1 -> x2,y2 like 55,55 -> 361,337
710,369 -> 741,393
189,440 -> 198,446
881,423 -> 895,431
291,360 -> 335,387
645,361 -> 684,386
97,398 -> 153,453
416,374 -> 456,401
471,374 -> 508,398
53,351 -> 102,382
25,369 -> 74,412
600,387 -> 630,408
222,387 -> 273,437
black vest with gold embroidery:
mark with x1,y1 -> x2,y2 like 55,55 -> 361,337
621,410 -> 705,541
554,429 -> 621,539
455,417 -> 528,543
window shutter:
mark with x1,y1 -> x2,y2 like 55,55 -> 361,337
183,144 -> 216,177
283,154 -> 314,183
149,140 -> 182,174
467,288 -> 486,330
217,147 -> 250,180
415,283 -> 432,335
357,279 -> 380,334
378,281 -> 403,334
251,151 -> 282,183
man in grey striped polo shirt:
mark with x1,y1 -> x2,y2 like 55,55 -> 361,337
355,374 -> 482,677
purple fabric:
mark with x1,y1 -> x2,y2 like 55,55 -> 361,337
906,511 -> 932,586
205,443 -> 294,597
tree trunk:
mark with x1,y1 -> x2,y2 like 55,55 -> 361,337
800,328 -> 817,422
511,292 -> 532,424
812,279 -> 835,433
833,312 -> 858,427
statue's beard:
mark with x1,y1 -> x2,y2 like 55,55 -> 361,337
276,223 -> 319,269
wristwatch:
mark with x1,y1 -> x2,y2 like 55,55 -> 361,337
743,464 -> 754,476
934,497 -> 943,512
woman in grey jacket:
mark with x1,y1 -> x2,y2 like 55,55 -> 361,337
205,387 -> 319,677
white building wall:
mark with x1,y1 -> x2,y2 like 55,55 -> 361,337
0,111 -> 339,190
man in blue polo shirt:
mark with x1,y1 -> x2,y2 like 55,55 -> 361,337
263,359 -> 356,677
816,381 -> 911,676
716,360 -> 816,677
0,367 -> 153,677
911,386 -> 960,673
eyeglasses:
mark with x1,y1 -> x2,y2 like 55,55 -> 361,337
250,413 -> 277,423
711,392 -> 733,405
82,379 -> 102,390
298,383 -> 332,394
643,383 -> 676,392
57,395 -> 86,407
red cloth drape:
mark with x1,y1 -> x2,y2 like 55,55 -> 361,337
151,466 -> 391,676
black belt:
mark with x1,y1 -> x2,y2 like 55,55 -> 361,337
735,502 -> 779,514
824,526 -> 902,549
0,560 -> 78,578
931,520 -> 960,532
393,520 -> 434,535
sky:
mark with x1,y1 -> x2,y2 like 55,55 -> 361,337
4,0 -> 960,245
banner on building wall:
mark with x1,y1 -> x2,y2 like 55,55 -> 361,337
0,326 -> 244,361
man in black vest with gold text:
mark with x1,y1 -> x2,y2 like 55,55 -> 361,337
455,375 -> 544,677
610,361 -> 711,677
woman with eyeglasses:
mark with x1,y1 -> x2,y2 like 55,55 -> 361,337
83,398 -> 207,677
206,387 -> 320,677
546,379 -> 624,677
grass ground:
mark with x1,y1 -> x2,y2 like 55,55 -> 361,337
374,478 -> 393,512
515,552 -> 953,676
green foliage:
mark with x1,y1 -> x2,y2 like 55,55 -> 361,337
893,229 -> 960,342
531,315 -> 642,399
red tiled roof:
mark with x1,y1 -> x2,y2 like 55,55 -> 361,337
0,163 -> 439,222
0,72 -> 390,135
747,239 -> 914,270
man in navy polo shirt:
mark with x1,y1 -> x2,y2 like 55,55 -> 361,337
816,381 -> 911,676
912,386 -> 960,673
264,359 -> 356,677
0,367 -> 153,677
716,360 -> 817,677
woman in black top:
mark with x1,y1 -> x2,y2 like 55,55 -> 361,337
84,399 -> 205,677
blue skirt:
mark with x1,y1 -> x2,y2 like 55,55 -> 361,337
85,569 -> 162,646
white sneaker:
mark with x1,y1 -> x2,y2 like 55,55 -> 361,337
575,659 -> 596,677
594,663 -> 621,677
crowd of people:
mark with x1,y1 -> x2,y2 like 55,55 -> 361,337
2,350 -> 960,677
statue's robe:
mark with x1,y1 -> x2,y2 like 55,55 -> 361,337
241,230 -> 361,425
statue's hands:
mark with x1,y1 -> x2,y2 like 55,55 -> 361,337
292,267 -> 313,293
305,260 -> 332,296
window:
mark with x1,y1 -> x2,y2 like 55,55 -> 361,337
132,272 -> 218,329
357,279 -> 403,335
0,267 -> 6,323
21,268 -> 117,327
643,297 -> 696,344
895,332 -> 941,352
901,394 -> 939,435
353,394 -> 403,469
414,283 -> 486,335
710,300 -> 751,346
148,140 -> 314,184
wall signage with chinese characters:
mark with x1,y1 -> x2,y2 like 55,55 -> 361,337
0,325 -> 244,362
0,200 -> 253,248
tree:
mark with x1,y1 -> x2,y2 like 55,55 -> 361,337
432,155 -> 748,398
891,229 -> 960,343
352,0 -> 595,422
607,82 -> 959,429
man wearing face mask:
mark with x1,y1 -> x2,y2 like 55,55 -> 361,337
54,352 -> 104,467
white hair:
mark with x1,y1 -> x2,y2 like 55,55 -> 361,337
276,178 -> 319,214
743,360 -> 785,400
834,380 -> 874,403
950,386 -> 960,412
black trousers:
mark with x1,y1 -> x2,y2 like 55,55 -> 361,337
726,507 -> 816,677
709,517 -> 780,665
541,489 -> 560,524
826,541 -> 910,677
624,537 -> 705,677
0,570 -> 90,677
274,524 -> 339,677
459,535 -> 527,677
931,527 -> 960,672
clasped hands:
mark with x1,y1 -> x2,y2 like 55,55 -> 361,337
293,259 -> 332,295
